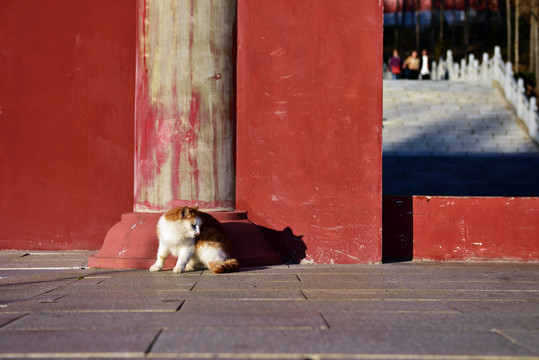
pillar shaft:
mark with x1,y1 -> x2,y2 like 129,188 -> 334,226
135,0 -> 236,212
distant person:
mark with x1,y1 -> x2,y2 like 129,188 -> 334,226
403,50 -> 420,80
420,49 -> 431,80
388,49 -> 402,80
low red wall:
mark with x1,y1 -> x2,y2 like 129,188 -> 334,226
0,0 -> 135,249
236,0 -> 384,264
383,196 -> 539,262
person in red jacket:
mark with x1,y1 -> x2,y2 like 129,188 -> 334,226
388,49 -> 402,79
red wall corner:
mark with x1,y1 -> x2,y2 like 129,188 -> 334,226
0,0 -> 136,250
236,0 -> 384,264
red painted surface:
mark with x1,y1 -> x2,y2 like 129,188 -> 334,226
383,196 -> 539,261
236,0 -> 384,264
0,0 -> 135,250
413,197 -> 539,261
88,211 -> 283,269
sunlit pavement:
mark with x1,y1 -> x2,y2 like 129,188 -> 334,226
1,250 -> 538,359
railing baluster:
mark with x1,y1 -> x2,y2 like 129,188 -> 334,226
428,46 -> 538,143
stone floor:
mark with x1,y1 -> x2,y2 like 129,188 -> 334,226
0,251 -> 538,359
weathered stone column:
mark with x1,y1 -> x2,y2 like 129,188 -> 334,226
135,0 -> 236,212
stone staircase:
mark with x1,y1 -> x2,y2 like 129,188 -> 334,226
382,80 -> 539,196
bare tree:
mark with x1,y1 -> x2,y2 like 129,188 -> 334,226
530,1 -> 536,73
531,0 -> 539,90
452,0 -> 457,47
485,0 -> 491,49
515,0 -> 520,72
535,16 -> 539,90
430,0 -> 436,53
394,0 -> 401,51
416,0 -> 421,50
507,0 -> 512,63
440,0 -> 445,47
464,0 -> 471,56
401,0 -> 407,51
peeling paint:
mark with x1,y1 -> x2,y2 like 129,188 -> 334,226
135,0 -> 236,212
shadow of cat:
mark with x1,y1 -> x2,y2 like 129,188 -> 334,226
255,226 -> 306,264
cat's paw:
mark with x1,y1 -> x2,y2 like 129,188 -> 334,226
149,264 -> 162,272
184,263 -> 194,272
172,266 -> 184,274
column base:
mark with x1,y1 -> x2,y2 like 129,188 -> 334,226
88,211 -> 283,269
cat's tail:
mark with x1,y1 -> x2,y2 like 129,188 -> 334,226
211,259 -> 239,274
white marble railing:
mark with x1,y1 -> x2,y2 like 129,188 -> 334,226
432,46 -> 539,143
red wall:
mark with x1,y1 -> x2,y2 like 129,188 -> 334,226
383,196 -> 539,261
413,197 -> 539,261
236,0 -> 384,263
0,1 -> 135,250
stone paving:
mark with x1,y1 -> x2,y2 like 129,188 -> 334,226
383,80 -> 539,196
0,251 -> 538,359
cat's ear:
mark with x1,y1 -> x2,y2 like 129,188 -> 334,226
192,204 -> 199,211
181,206 -> 191,219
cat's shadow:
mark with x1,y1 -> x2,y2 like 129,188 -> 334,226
256,226 -> 306,264
223,221 -> 306,266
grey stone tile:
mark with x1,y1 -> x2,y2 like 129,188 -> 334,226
3,311 -> 174,331
302,288 -> 539,301
443,300 -> 539,317
400,280 -> 539,291
173,313 -> 328,330
3,294 -> 184,313
85,271 -> 198,291
0,269 -> 91,283
0,251 -> 92,269
188,289 -> 305,300
320,310 -> 539,332
192,280 -> 302,291
0,270 -> 92,306
179,298 -> 311,315
4,311 -> 328,331
197,273 -> 300,282
0,312 -> 27,328
312,299 -> 456,313
150,328 -> 534,357
0,329 -> 158,354
289,264 -> 382,273
0,251 -> 27,266
378,270 -> 538,283
500,330 -> 539,353
296,279 -> 412,291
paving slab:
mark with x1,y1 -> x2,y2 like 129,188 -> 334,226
0,251 -> 28,266
151,328 -> 535,357
301,288 -> 539,301
0,270 -> 93,306
320,310 -> 539,332
3,311 -> 329,332
502,330 -> 539,354
0,329 -> 159,355
3,295 -> 185,313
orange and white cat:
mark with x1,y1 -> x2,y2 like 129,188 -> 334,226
149,206 -> 239,274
